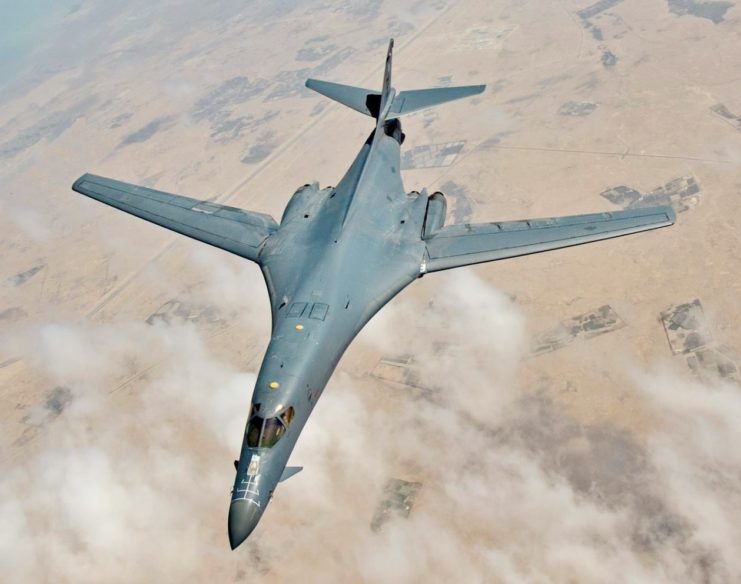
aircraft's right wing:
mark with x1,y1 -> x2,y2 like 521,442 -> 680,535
72,173 -> 278,263
423,206 -> 675,272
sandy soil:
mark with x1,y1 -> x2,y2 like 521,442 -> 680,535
1,1 -> 740,582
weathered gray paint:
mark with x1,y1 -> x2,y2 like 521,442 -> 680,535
71,40 -> 675,549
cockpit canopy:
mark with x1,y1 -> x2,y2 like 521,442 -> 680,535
246,404 -> 295,449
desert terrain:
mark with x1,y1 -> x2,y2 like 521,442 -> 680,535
1,0 -> 740,582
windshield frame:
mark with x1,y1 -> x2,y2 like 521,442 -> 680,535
245,406 -> 295,449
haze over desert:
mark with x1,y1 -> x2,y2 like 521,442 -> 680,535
1,1 -> 741,582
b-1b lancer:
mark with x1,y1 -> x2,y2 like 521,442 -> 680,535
72,40 -> 675,549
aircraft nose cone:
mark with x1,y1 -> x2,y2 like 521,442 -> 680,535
228,500 -> 263,549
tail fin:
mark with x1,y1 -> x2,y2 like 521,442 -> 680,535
379,38 -> 395,117
305,38 -> 485,121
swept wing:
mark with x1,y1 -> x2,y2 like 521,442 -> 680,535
424,206 -> 675,272
72,174 -> 278,263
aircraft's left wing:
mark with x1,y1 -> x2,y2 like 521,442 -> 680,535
423,206 -> 675,272
72,173 -> 278,263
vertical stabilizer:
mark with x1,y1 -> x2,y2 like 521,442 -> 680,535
379,38 -> 395,118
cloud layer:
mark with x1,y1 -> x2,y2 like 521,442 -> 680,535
4,269 -> 740,583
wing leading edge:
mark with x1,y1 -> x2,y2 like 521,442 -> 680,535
423,206 -> 675,273
72,174 -> 278,263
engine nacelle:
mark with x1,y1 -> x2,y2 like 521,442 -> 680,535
423,191 -> 447,237
280,182 -> 320,224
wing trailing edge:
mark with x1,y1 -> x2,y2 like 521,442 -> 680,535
72,174 -> 278,263
423,206 -> 676,272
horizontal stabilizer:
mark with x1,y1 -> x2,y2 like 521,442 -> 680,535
279,466 -> 303,482
389,85 -> 486,118
306,79 -> 485,121
305,79 -> 381,117
306,39 -> 484,121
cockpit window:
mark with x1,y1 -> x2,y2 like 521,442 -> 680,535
245,406 -> 295,449
246,416 -> 262,447
281,407 -> 295,426
260,416 -> 286,448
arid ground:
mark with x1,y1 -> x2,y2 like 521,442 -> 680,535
1,1 -> 740,582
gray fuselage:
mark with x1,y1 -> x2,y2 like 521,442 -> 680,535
68,38 -> 673,552
228,120 -> 427,546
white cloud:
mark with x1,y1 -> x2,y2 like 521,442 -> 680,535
4,269 -> 741,583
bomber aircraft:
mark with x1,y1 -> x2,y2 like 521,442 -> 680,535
72,40 -> 675,549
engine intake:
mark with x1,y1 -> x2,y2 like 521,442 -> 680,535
280,183 -> 320,224
422,191 -> 447,238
